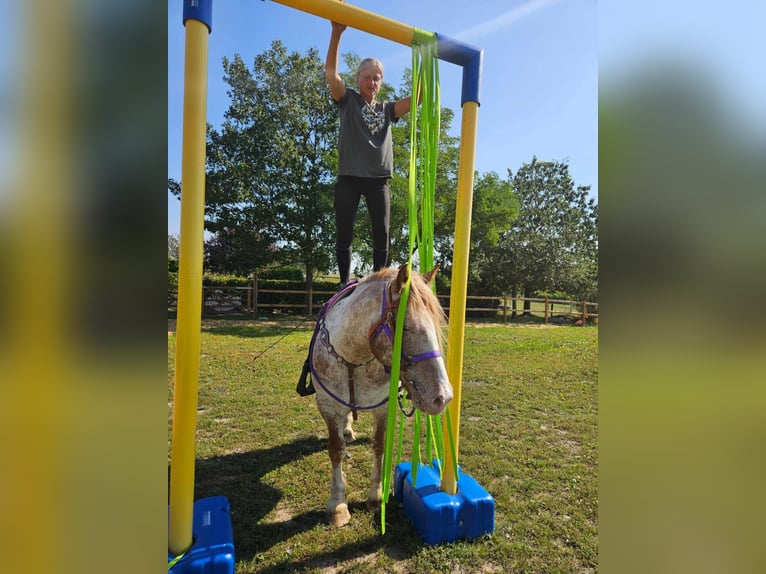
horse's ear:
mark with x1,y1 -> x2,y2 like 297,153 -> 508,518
422,264 -> 440,286
394,263 -> 409,294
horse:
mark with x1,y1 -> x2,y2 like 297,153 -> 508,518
300,264 -> 453,527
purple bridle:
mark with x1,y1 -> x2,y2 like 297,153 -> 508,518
308,279 -> 442,412
367,284 -> 443,368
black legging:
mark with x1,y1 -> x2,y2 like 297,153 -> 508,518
334,175 -> 390,284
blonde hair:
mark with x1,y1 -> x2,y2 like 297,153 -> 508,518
356,58 -> 384,81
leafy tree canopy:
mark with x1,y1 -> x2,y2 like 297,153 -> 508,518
480,157 -> 597,300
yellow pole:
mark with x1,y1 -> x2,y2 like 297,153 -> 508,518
169,19 -> 210,556
441,101 -> 480,495
271,0 -> 416,46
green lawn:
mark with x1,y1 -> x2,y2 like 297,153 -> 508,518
168,320 -> 597,573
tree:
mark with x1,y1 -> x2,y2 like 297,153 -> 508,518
169,44 -> 504,290
398,103 -> 462,274
202,42 -> 338,287
436,171 -> 519,290
167,233 -> 180,260
484,158 -> 597,312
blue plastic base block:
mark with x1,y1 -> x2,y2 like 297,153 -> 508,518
169,496 -> 235,574
394,461 -> 495,545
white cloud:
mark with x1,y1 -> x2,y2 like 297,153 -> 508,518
454,0 -> 560,43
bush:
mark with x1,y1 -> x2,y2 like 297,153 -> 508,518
253,279 -> 338,315
435,273 -> 451,296
168,270 -> 178,307
259,265 -> 305,281
465,296 -> 501,319
198,275 -> 339,316
203,273 -> 251,287
168,258 -> 178,306
533,289 -> 572,300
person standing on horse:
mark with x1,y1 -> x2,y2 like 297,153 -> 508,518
325,14 -> 414,289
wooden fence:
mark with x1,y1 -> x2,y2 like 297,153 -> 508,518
189,282 -> 598,324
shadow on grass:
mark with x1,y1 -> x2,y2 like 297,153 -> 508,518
258,503 -> 420,574
191,435 -> 326,560
169,312 -> 317,340
253,501 -> 420,574
188,434 -> 419,570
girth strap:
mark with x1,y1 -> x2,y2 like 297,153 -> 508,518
347,364 -> 358,421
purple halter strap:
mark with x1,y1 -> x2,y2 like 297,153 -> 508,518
368,285 -> 443,366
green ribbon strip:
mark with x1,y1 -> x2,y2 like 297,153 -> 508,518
168,544 -> 191,571
380,29 -> 456,534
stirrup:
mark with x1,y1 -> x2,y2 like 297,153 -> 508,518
296,358 -> 315,396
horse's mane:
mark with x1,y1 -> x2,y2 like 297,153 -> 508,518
363,267 -> 447,335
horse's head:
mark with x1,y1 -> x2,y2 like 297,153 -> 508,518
369,264 -> 453,416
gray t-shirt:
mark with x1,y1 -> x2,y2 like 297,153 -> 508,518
335,88 -> 398,178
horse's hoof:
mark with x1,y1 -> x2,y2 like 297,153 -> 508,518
367,498 -> 381,510
329,504 -> 351,527
343,428 -> 356,443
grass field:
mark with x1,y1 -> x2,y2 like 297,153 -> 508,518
168,319 -> 598,573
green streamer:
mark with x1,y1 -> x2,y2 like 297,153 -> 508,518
380,30 -> 455,534
428,415 -> 443,477
168,545 -> 191,571
411,410 -> 422,486
379,263 -> 412,534
425,414 -> 433,463
396,408 -> 405,466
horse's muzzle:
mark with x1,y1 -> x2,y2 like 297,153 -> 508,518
404,377 -> 452,416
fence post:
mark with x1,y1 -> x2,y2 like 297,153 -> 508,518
581,300 -> 587,323
252,272 -> 258,319
544,297 -> 549,324
511,294 -> 517,319
502,295 -> 507,323
307,282 -> 313,316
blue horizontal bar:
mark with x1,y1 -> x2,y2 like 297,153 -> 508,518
435,34 -> 483,106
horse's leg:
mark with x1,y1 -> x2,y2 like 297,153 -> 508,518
367,408 -> 387,509
342,411 -> 356,443
323,413 -> 352,526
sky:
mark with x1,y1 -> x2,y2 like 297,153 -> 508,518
600,0 -> 766,136
168,0 -> 598,237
